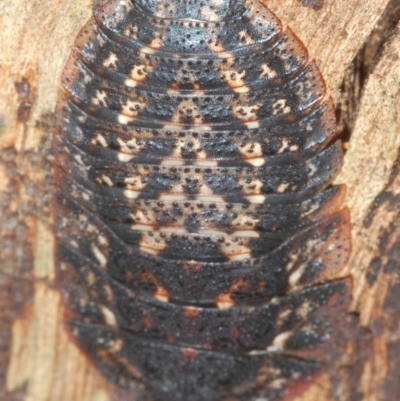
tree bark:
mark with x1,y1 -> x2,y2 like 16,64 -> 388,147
0,0 -> 399,400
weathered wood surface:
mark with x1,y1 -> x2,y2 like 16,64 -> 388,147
0,0 -> 399,400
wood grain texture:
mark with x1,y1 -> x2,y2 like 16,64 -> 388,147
264,0 -> 391,99
339,24 -> 400,401
0,0 -> 398,400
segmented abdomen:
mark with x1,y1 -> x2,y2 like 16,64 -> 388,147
53,1 -> 351,400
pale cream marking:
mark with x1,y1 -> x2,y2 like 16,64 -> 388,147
184,306 -> 200,318
208,40 -> 226,53
276,309 -> 292,327
108,338 -> 123,353
123,189 -> 141,199
70,240 -> 79,248
163,123 -> 183,131
284,251 -> 300,274
296,301 -> 313,318
277,183 -> 289,193
193,160 -> 218,167
120,99 -> 146,119
260,63 -> 278,79
220,65 -> 247,89
268,379 -> 287,390
140,47 -> 156,55
116,137 -> 146,154
87,271 -> 96,285
219,241 -> 256,259
73,126 -> 83,142
124,177 -> 146,191
139,233 -> 167,254
81,192 -> 90,201
159,194 -> 188,201
138,230 -> 167,254
294,81 -> 308,99
216,51 -> 234,59
277,138 -> 290,153
232,230 -> 260,238
176,137 -> 208,161
301,202 -> 321,217
247,349 -> 268,356
103,53 -> 118,69
118,114 -> 134,125
103,284 -> 113,302
228,252 -> 252,261
154,287 -> 170,303
232,104 -> 260,121
245,195 -> 266,204
139,247 -> 160,255
130,64 -> 151,82
216,293 -> 234,309
155,1 -> 177,16
98,234 -> 109,247
268,331 -> 293,351
245,121 -> 260,129
86,223 -> 97,234
79,213 -> 88,222
238,30 -> 255,45
160,227 -> 188,235
238,142 -> 263,158
195,194 -> 225,203
171,99 -> 204,124
99,305 -> 119,328
231,214 -> 260,228
169,137 -> 207,164
289,264 -> 308,287
149,32 -> 163,49
77,115 -> 87,123
81,70 -> 93,84
174,68 -> 203,90
117,152 -> 134,162
132,225 -> 188,236
94,133 -> 108,147
130,210 -> 152,224
167,89 -> 181,95
196,125 -> 213,131
238,177 -> 264,195
272,99 -> 291,115
246,157 -> 265,167
79,296 -> 88,307
307,162 -> 317,177
124,24 -> 138,39
91,244 -> 107,268
161,159 -> 185,166
199,5 -> 220,21
197,229 -> 227,237
125,79 -> 137,88
290,144 -> 299,151
73,154 -> 85,167
99,174 -> 113,187
92,90 -> 108,107
234,86 -> 250,93
96,31 -> 106,47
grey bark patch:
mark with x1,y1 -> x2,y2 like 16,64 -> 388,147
298,0 -> 324,11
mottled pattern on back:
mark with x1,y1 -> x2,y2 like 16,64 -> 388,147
53,0 -> 352,400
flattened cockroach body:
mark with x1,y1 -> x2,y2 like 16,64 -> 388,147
53,1 -> 351,400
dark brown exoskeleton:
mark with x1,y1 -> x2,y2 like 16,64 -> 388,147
52,0 -> 352,400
